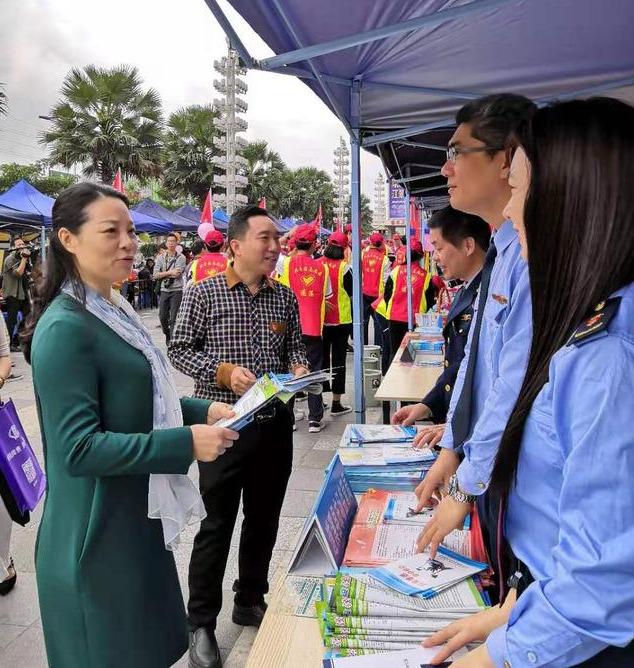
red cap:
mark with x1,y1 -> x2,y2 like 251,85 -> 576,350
411,239 -> 424,254
344,224 -> 352,233
294,223 -> 318,244
328,231 -> 349,248
288,237 -> 296,250
369,231 -> 384,246
204,229 -> 224,247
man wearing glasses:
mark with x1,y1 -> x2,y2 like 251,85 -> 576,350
413,95 -> 535,598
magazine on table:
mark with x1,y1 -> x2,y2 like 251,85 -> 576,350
372,546 -> 488,598
347,425 -> 417,444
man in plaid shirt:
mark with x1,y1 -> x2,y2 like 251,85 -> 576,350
169,206 -> 309,668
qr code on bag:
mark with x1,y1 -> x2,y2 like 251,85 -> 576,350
21,457 -> 36,484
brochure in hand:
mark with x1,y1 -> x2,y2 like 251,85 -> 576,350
215,370 -> 329,430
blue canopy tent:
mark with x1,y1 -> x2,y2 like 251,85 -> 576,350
132,199 -> 200,232
202,0 -> 634,421
173,203 -> 230,231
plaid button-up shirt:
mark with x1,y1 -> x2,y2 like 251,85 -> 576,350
168,265 -> 307,402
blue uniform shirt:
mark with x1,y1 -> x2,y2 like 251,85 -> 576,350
440,221 -> 532,495
487,282 -> 634,667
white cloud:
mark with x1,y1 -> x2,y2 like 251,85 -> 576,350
0,0 -> 383,199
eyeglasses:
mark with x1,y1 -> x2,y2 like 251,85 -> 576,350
445,145 -> 505,164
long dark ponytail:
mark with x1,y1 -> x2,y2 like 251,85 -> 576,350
21,182 -> 129,363
490,97 -> 634,498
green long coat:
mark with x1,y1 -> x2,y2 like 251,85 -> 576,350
31,294 -> 210,668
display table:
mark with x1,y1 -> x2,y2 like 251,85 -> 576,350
246,569 -> 324,668
375,332 -> 443,422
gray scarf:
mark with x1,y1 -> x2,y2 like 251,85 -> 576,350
62,282 -> 206,550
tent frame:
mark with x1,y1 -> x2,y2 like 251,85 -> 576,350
203,0 -> 632,423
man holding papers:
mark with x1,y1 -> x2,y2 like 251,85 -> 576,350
169,205 -> 309,668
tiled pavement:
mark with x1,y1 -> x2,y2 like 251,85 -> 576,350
0,309 -> 382,667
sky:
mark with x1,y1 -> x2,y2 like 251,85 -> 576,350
0,0 -> 384,199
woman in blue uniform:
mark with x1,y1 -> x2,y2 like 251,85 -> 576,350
425,97 -> 634,667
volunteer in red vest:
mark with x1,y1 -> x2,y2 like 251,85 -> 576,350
277,223 -> 330,433
187,229 -> 228,287
361,231 -> 391,371
318,231 -> 353,416
374,239 -> 435,360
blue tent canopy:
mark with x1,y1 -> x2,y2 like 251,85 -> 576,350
130,210 -> 172,234
174,203 -> 229,231
132,199 -> 200,232
0,179 -> 54,225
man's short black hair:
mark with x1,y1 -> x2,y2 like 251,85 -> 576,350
456,93 -> 536,155
428,206 -> 490,252
190,240 -> 205,256
166,232 -> 178,240
159,242 -> 167,250
400,235 -> 407,244
228,205 -> 271,242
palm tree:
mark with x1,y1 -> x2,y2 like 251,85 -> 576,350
162,104 -> 218,206
273,166 -> 334,221
40,65 -> 163,184
241,140 -> 285,205
0,83 -> 7,116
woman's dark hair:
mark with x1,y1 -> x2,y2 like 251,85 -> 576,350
324,244 -> 345,260
411,249 -> 423,263
190,239 -> 205,256
490,97 -> 634,498
21,182 -> 129,363
428,206 -> 490,252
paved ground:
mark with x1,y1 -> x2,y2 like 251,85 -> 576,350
0,308 -> 381,667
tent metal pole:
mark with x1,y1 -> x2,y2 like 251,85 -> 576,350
259,0 -> 514,70
40,225 -> 46,264
539,75 -> 634,102
397,140 -> 447,151
410,184 -> 449,195
264,65 -> 352,87
269,0 -> 353,133
350,83 -> 365,423
201,0 -> 255,68
362,81 -> 480,100
406,162 -> 444,170
405,167 -> 413,331
363,118 -> 455,148
397,171 -> 442,184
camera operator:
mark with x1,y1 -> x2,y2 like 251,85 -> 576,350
2,237 -> 32,352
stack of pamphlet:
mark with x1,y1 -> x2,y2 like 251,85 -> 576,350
322,646 -> 465,666
315,570 -> 488,657
215,369 -> 330,430
337,425 -> 436,493
342,490 -> 477,568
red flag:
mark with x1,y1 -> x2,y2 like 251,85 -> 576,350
112,167 -> 125,194
258,196 -> 267,209
200,190 -> 214,228
311,203 -> 323,232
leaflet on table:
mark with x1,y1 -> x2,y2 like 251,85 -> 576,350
324,612 -> 448,633
332,573 -> 487,612
349,425 -> 417,444
383,492 -> 435,526
332,596 -> 469,619
283,575 -> 323,617
338,448 -> 434,467
325,638 -> 422,651
322,647 -> 465,667
343,523 -> 421,567
372,546 -> 488,598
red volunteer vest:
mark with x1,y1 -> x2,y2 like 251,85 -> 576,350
389,264 -> 429,323
284,254 -> 327,336
362,246 -> 387,297
191,253 -> 228,283
319,257 -> 352,325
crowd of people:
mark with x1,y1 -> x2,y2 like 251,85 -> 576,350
0,91 -> 632,668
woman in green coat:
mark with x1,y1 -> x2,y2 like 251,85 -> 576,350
22,183 -> 239,667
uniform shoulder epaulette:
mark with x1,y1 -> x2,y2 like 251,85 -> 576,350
567,297 -> 621,347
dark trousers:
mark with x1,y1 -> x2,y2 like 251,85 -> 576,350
5,296 -> 29,345
363,295 -> 391,373
389,320 -> 409,363
159,290 -> 182,343
188,406 -> 294,630
303,334 -> 324,422
322,324 -> 350,395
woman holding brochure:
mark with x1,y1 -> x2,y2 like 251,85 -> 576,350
426,98 -> 634,667
22,182 -> 239,668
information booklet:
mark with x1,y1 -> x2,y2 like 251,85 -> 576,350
322,646 -> 465,667
288,456 -> 357,576
348,425 -> 418,444
215,370 -> 329,430
372,546 -> 489,598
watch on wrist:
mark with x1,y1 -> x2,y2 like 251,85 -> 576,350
447,473 -> 476,504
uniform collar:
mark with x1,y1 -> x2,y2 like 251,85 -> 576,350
225,264 -> 275,290
491,219 -> 517,254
